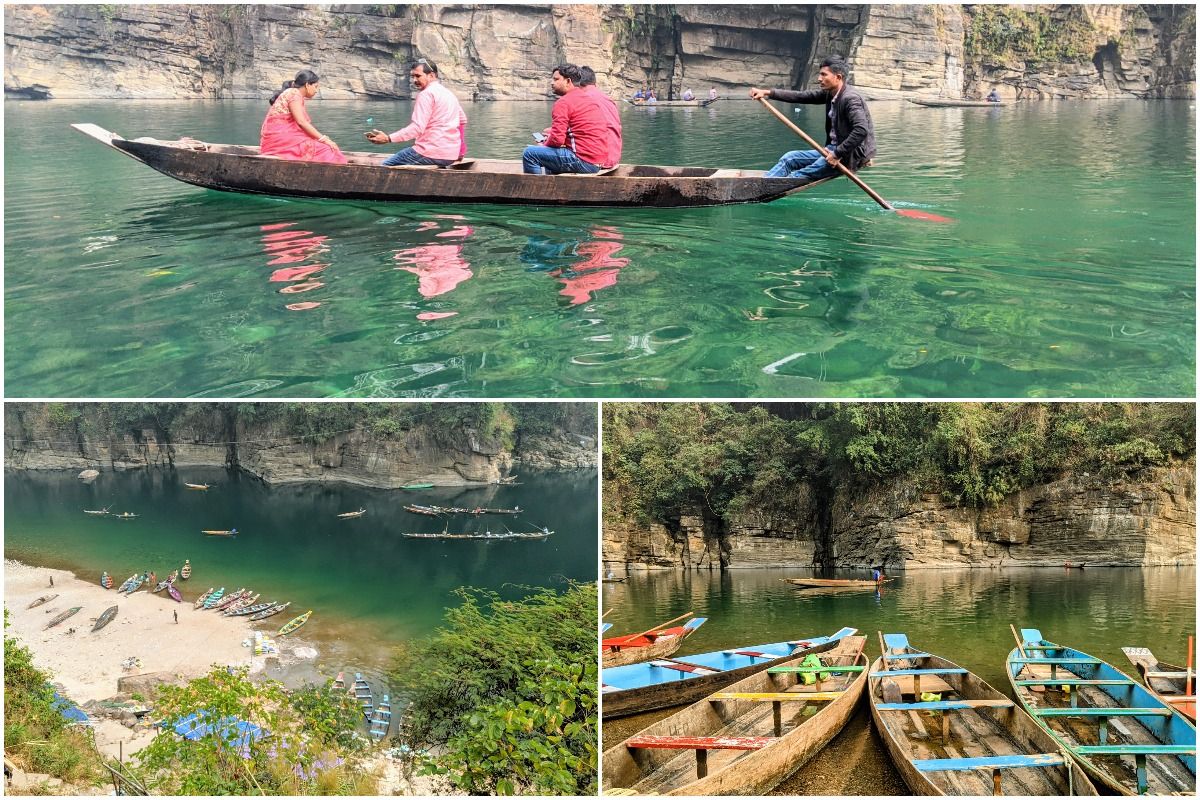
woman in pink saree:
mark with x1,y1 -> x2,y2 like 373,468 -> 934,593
260,69 -> 348,164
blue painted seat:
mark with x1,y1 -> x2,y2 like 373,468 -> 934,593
877,700 -> 1013,711
913,753 -> 1068,772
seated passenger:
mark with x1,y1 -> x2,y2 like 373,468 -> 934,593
260,69 -> 347,164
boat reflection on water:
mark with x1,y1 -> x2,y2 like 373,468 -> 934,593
520,225 -> 630,306
260,221 -> 329,311
394,215 -> 475,320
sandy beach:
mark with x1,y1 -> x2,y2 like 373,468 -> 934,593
5,559 -> 261,704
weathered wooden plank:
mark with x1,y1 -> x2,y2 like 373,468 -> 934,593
624,735 -> 774,751
1031,707 -> 1172,717
878,700 -> 1013,711
709,691 -> 843,702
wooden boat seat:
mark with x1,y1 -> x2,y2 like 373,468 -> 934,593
1010,657 -> 1101,665
869,668 -> 966,677
1146,671 -> 1192,679
1031,707 -> 1172,717
709,691 -> 843,702
769,665 -> 864,674
723,649 -> 777,658
1014,679 -> 1133,686
648,660 -> 719,675
625,734 -> 776,781
1076,744 -> 1197,794
913,753 -> 1069,772
877,700 -> 1013,711
883,651 -> 931,661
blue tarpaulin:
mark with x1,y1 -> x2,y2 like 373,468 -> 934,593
50,690 -> 90,724
170,709 -> 267,749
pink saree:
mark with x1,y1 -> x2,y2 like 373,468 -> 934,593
259,88 -> 348,164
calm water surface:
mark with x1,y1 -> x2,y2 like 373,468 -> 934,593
5,99 -> 1195,398
4,467 -> 597,680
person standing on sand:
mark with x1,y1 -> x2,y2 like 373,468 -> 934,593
49,575 -> 53,587
174,609 -> 178,624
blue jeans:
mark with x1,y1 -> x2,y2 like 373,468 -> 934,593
382,147 -> 454,167
766,149 -> 839,181
522,146 -> 600,175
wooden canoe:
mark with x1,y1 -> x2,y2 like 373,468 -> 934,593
332,672 -> 346,692
1006,628 -> 1195,795
870,633 -> 1098,795
193,587 -> 215,609
604,618 -> 707,669
211,588 -> 247,611
602,627 -> 857,719
1122,647 -> 1196,722
627,98 -> 719,108
337,508 -> 366,519
370,694 -> 392,740
184,482 -> 209,490
72,123 -> 831,209
201,587 -> 226,609
278,610 -> 312,636
202,529 -> 238,537
180,560 -> 191,580
248,601 -> 290,621
92,605 -> 118,633
400,482 -> 435,489
400,529 -> 552,540
45,606 -> 82,629
100,572 -> 112,589
354,673 -> 374,718
113,512 -> 139,520
784,578 -> 891,589
909,98 -> 1008,108
83,508 -> 109,515
167,583 -> 182,602
603,636 -> 868,795
26,594 -> 58,609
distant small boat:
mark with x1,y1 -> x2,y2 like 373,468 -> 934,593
202,528 -> 238,537
193,587 -> 215,608
400,482 -> 435,490
337,508 -> 366,519
180,559 -> 192,580
602,577 -> 626,583
909,97 -> 1008,108
783,577 -> 890,589
1122,646 -> 1197,722
27,594 -> 58,609
83,507 -> 110,515
113,512 -> 139,520
370,694 -> 392,740
353,673 -> 373,719
279,610 -> 312,636
100,572 -> 113,589
332,672 -> 346,692
167,583 -> 182,602
626,97 -> 718,108
45,606 -> 82,629
184,482 -> 210,490
92,605 -> 118,632
249,601 -> 290,621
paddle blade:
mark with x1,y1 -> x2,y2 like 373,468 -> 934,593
895,209 -> 954,223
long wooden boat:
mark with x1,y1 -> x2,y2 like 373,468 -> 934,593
193,587 -> 216,609
212,589 -> 248,611
279,610 -> 312,636
400,482 -> 435,489
909,98 -> 1008,108
92,605 -> 119,633
121,573 -> 147,594
113,512 -> 139,520
870,632 -> 1098,796
354,673 -> 374,719
231,600 -> 275,617
401,529 -> 553,540
337,508 -> 366,519
222,593 -> 260,615
1123,647 -> 1196,722
784,577 -> 891,589
1006,628 -> 1195,795
249,601 -> 289,621
201,587 -> 226,609
180,559 -> 191,580
405,503 -> 521,516
602,627 -> 857,719
83,508 -> 110,515
167,583 -> 182,602
332,672 -> 346,692
72,123 -> 831,209
184,482 -> 210,490
117,574 -> 140,593
45,606 -> 82,629
370,695 -> 392,740
604,635 -> 868,795
202,528 -> 238,537
627,98 -> 718,108
603,617 -> 707,669
27,594 -> 58,609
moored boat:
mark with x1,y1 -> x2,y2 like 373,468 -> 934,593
72,124 -> 831,209
249,601 -> 290,622
604,635 -> 868,795
202,528 -> 238,537
784,577 -> 891,589
871,632 -> 1098,795
180,559 -> 192,580
222,593 -> 260,615
27,594 -> 58,609
100,572 -> 112,589
279,610 -> 312,636
602,627 -> 857,719
117,574 -> 139,593
370,695 -> 392,740
92,605 -> 119,633
45,606 -> 82,629
83,507 -> 110,515
404,504 -> 442,516
354,673 -> 374,719
121,573 -> 147,594
167,583 -> 182,602
337,508 -> 366,519
909,98 -> 1008,108
184,482 -> 210,490
231,600 -> 275,617
211,588 -> 247,611
193,587 -> 216,609
113,512 -> 139,520
603,617 -> 707,669
201,587 -> 226,609
400,482 -> 435,490
332,672 -> 346,692
1006,628 -> 1195,795
1122,646 -> 1196,722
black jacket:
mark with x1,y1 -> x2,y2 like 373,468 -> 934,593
769,85 -> 876,171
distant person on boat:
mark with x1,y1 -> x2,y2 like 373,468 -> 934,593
872,567 -> 883,582
709,87 -> 719,101
749,56 -> 876,184
646,89 -> 657,105
633,88 -> 645,101
986,87 -> 1002,102
366,58 -> 467,167
522,63 -> 622,175
260,69 -> 348,164
681,88 -> 694,101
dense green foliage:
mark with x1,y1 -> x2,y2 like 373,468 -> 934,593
131,667 -> 374,795
965,5 -> 1102,63
3,609 -> 106,787
389,584 -> 597,795
606,403 -> 1195,520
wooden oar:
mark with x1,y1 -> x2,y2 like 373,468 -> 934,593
756,97 -> 952,223
1009,624 -> 1035,680
606,611 -> 694,645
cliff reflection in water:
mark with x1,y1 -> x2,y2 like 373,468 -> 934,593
521,224 -> 630,306
602,566 -> 1196,691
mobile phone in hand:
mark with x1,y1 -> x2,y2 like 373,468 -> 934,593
532,131 -> 546,143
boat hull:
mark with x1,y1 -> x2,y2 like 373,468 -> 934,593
73,124 -> 828,209
784,578 -> 887,589
92,605 -> 118,632
1123,647 -> 1197,722
909,99 -> 1007,108
603,620 -> 704,669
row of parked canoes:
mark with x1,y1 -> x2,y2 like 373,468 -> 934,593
601,627 -> 1196,796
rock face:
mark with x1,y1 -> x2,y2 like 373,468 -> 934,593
4,5 -> 1193,101
604,464 -> 1195,570
3,404 -> 594,487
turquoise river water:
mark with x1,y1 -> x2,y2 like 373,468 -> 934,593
5,99 -> 1195,398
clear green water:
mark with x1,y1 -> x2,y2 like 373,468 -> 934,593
602,567 -> 1197,692
5,99 -> 1194,398
4,467 -> 597,676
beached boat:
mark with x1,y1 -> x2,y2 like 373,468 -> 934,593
370,695 -> 392,740
202,528 -> 238,537
121,573 -> 147,594
45,606 -> 82,629
193,587 -> 216,609
353,673 -> 374,718
337,508 -> 366,519
870,633 -> 1098,796
201,587 -> 226,609
184,482 -> 210,490
1123,646 -> 1196,722
83,508 -> 110,515
92,605 -> 119,633
909,98 -> 1008,108
167,583 -> 182,602
603,617 -> 707,669
1006,628 -> 1195,795
211,589 -> 247,611
72,123 -> 832,209
222,593 -> 260,615
602,627 -> 858,719
231,600 -> 275,617
279,610 -> 312,636
784,577 -> 890,589
332,672 -> 346,692
27,594 -> 58,609
117,573 -> 140,593
153,571 -> 178,593
604,635 -> 868,795
100,572 -> 112,589
249,601 -> 290,622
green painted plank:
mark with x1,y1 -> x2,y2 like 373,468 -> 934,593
1032,707 -> 1172,717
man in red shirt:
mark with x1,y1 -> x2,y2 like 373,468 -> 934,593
522,64 -> 622,175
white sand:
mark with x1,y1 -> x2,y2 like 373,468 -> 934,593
5,560 -> 259,704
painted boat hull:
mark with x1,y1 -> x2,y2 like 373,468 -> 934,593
27,594 -> 57,609
167,584 -> 182,602
602,627 -> 856,719
604,636 -> 868,795
45,606 -> 82,629
249,602 -> 289,621
92,605 -> 118,632
784,578 -> 888,589
603,619 -> 706,669
72,124 -> 830,209
1007,634 -> 1196,795
1123,647 -> 1197,722
909,99 -> 1008,108
279,611 -> 311,635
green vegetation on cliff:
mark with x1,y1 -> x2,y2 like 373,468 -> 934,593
605,403 -> 1195,522
965,5 -> 1105,63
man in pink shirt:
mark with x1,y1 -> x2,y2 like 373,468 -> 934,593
366,59 -> 467,167
522,63 -> 622,175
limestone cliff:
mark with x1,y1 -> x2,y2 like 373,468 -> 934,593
4,4 -> 1193,101
604,463 -> 1195,570
3,403 -> 596,486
